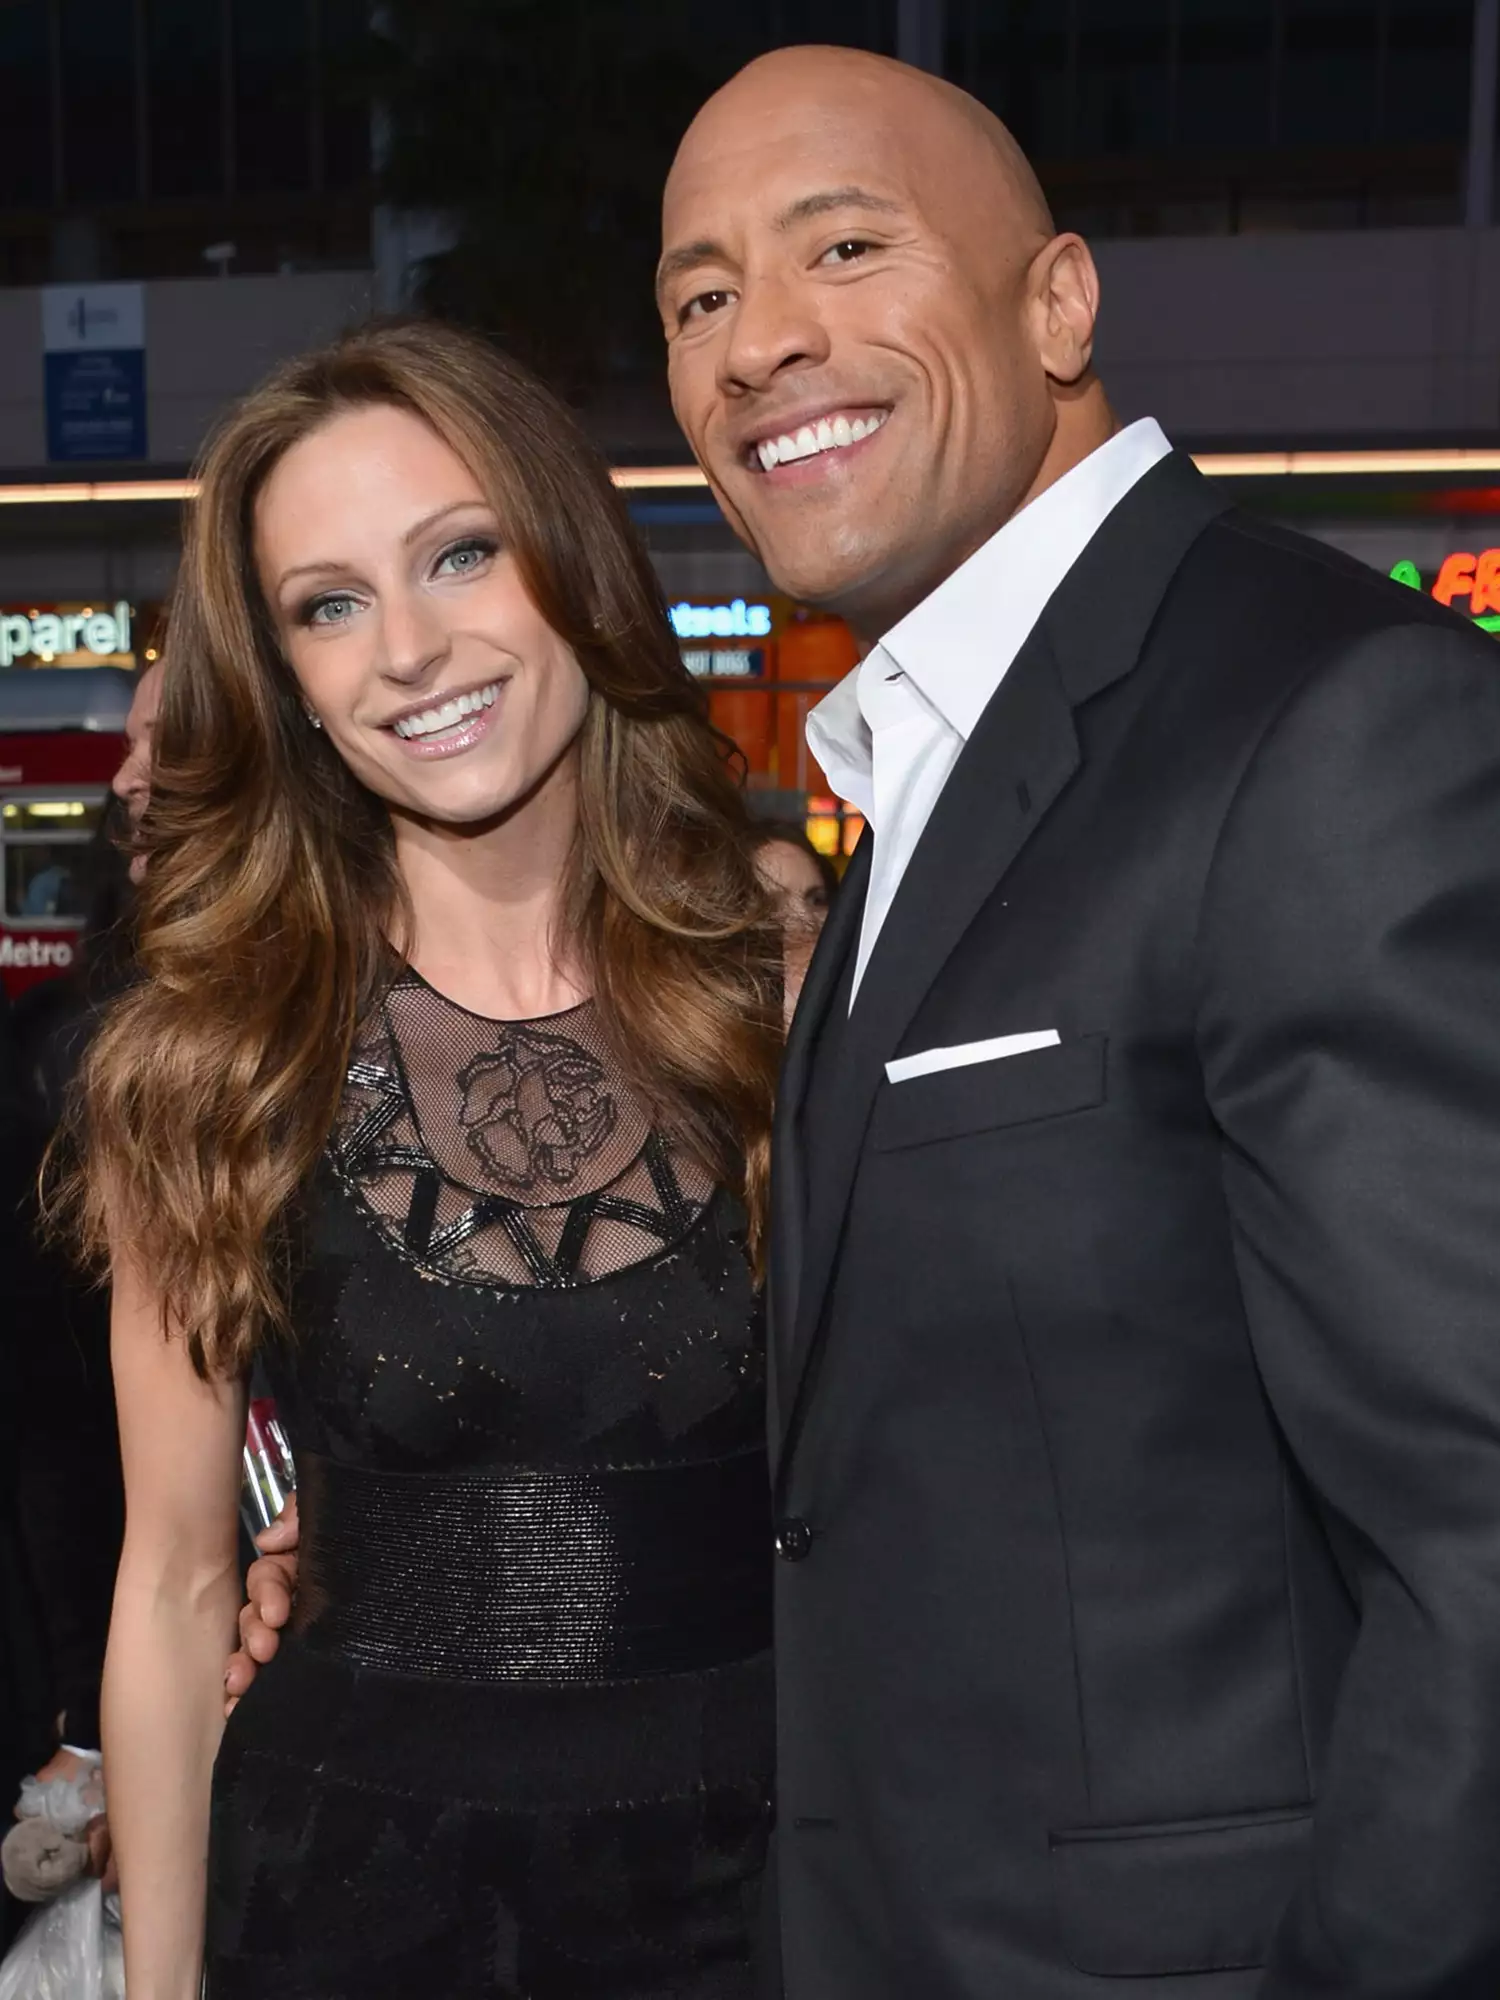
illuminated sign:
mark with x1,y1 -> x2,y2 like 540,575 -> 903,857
1391,554 -> 1500,632
682,645 -> 767,679
670,598 -> 772,641
0,600 -> 134,666
0,933 -> 74,970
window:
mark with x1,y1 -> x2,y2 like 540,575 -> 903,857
60,0 -> 140,202
1381,0 -> 1472,145
970,0 -> 1075,159
1,795 -> 108,923
321,0 -> 375,190
233,0 -> 311,196
1278,0 -> 1380,149
145,0 -> 226,198
0,0 -> 54,204
1076,0 -> 1175,157
1176,0 -> 1276,151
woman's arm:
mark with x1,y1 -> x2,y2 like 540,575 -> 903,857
104,1249 -> 246,2000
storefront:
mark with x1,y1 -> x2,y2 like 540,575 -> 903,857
667,589 -> 864,860
0,667 -> 133,996
0,599 -> 158,671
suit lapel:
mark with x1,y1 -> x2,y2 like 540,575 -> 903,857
776,630 -> 1079,1466
768,834 -> 868,1450
772,450 -> 1234,1475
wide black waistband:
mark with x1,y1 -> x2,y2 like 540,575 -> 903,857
291,1448 -> 773,1683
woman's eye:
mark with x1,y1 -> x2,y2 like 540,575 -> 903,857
433,536 -> 496,578
682,289 -> 734,326
821,239 -> 872,266
305,592 -> 357,628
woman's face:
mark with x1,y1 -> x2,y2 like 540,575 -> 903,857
756,836 -> 831,938
255,403 -> 590,832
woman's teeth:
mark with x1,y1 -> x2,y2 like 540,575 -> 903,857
756,411 -> 887,471
391,682 -> 501,739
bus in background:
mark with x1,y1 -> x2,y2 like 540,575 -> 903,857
0,667 -> 133,999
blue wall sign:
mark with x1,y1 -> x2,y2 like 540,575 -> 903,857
44,349 -> 147,462
41,284 -> 147,464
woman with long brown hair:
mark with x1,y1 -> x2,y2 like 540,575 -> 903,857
68,321 -> 782,1998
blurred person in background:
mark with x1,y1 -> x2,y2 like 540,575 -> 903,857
66,322 -> 782,2000
750,824 -> 836,1004
750,824 -> 835,937
0,988 -> 54,1954
109,656 -> 163,889
5,657 -> 163,1912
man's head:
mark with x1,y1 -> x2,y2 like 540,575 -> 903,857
111,657 -> 163,882
660,46 -> 1114,640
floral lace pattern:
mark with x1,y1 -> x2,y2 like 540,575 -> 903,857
457,1023 -> 617,1192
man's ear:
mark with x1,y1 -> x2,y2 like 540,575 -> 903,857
1029,234 -> 1099,387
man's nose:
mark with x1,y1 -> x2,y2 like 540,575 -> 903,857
720,273 -> 831,393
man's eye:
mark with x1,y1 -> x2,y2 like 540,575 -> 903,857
821,239 -> 873,266
682,288 -> 734,325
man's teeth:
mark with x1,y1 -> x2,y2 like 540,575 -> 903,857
392,682 -> 500,739
756,411 -> 887,471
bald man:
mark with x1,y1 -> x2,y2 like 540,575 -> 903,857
660,45 -> 1500,2000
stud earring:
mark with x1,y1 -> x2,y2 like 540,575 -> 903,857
304,705 -> 323,731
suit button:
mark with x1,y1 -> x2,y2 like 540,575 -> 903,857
775,1516 -> 814,1562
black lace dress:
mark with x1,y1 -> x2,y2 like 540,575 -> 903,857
205,973 -> 773,1999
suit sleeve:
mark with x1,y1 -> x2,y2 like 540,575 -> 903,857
1196,621 -> 1500,1999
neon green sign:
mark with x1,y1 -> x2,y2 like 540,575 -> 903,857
1389,557 -> 1500,633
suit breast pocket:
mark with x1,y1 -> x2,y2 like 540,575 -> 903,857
869,1034 -> 1108,1153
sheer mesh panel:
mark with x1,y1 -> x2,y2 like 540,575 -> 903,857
331,972 -> 714,1289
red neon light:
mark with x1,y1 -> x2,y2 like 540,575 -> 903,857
1433,552 -> 1478,605
1472,550 -> 1500,615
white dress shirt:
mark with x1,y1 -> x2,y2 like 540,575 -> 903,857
806,418 -> 1174,1001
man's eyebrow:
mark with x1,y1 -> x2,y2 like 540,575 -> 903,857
772,187 -> 904,230
656,238 -> 727,301
655,189 -> 903,303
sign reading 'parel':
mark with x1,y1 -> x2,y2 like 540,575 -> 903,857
0,601 -> 135,667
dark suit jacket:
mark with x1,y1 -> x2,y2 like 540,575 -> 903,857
767,452 -> 1500,1999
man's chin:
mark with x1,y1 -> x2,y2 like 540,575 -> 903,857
755,535 -> 899,627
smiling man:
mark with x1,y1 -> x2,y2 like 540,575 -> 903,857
661,43 -> 1500,2000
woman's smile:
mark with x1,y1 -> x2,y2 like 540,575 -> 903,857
385,676 -> 509,757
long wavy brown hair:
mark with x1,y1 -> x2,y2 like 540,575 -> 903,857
65,320 -> 781,1376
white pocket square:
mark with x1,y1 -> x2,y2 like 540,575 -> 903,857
886,1030 -> 1061,1085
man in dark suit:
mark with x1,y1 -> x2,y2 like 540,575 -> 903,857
237,41 -> 1500,1998
658,43 -> 1500,2000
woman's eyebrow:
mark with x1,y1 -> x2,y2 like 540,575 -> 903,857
272,501 -> 491,594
